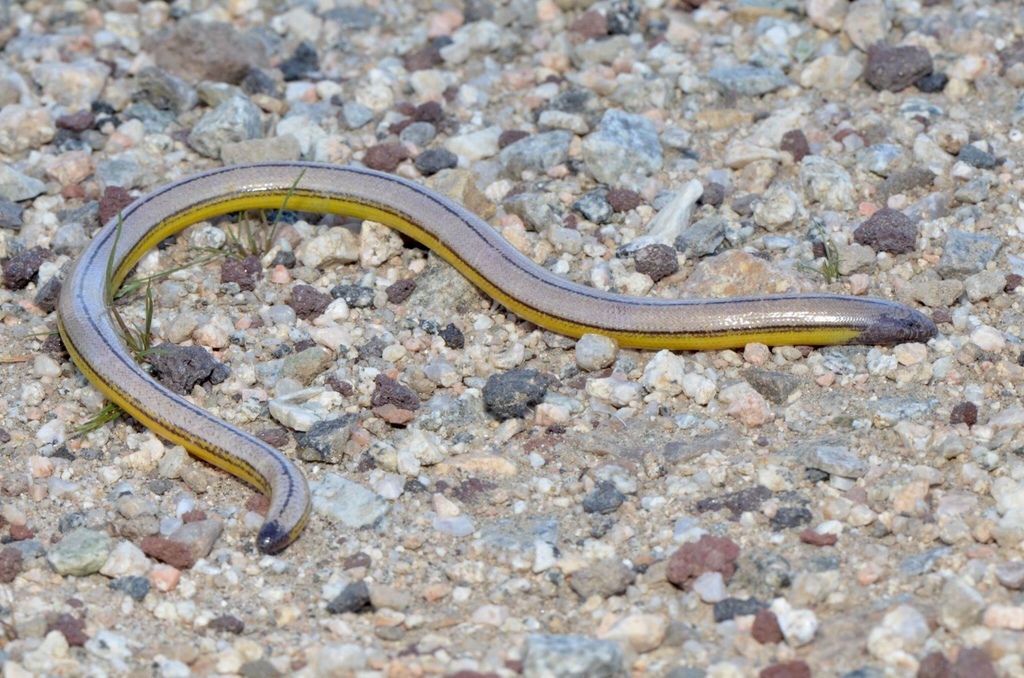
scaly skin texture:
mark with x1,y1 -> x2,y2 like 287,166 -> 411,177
57,162 -> 937,553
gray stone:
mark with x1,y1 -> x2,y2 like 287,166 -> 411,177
963,271 -> 1006,302
323,6 -> 379,29
857,143 -> 904,177
406,252 -> 488,318
187,95 -> 263,159
0,164 -> 46,202
744,369 -> 802,405
674,216 -> 726,257
0,197 -> 23,229
994,561 -> 1024,590
310,474 -> 390,529
341,102 -> 374,129
799,156 -> 854,210
899,546 -> 951,575
707,65 -> 789,96
52,222 -> 89,256
938,576 -> 985,631
954,177 -> 991,204
398,121 -> 436,147
481,516 -> 558,554
135,66 -> 198,114
901,279 -> 964,308
729,550 -> 792,598
523,634 -> 624,678
168,519 -> 223,562
573,191 -> 613,224
500,130 -> 572,177
582,109 -> 662,184
936,229 -> 1002,279
575,334 -> 619,371
296,414 -> 358,464
582,481 -> 625,515
819,347 -> 858,375
835,243 -> 876,275
483,369 -> 548,420
95,155 -> 143,190
221,135 -> 302,165
569,557 -> 635,599
807,446 -> 868,479
326,580 -> 371,614
958,144 -> 997,169
503,192 -> 558,232
46,528 -> 112,577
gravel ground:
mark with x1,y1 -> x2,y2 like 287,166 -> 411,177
2,0 -> 1024,676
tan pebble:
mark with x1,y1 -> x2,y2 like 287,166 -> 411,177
151,564 -> 180,592
598,614 -> 668,654
275,604 -> 301,626
422,583 -> 451,602
29,456 -> 54,479
726,391 -> 773,427
893,343 -> 928,366
432,493 -> 460,518
856,562 -> 883,586
535,402 -> 570,426
437,453 -> 518,476
536,0 -> 561,22
743,342 -> 770,366
374,609 -> 405,627
893,480 -> 929,514
983,604 -> 1024,630
848,273 -> 870,295
816,371 -> 836,387
270,265 -> 291,284
427,9 -> 464,38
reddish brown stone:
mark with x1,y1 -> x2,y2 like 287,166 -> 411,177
414,101 -> 444,123
751,609 -> 784,644
98,185 -> 134,225
633,244 -> 678,282
570,10 -> 608,39
372,374 -> 420,411
246,494 -> 270,516
140,536 -> 196,569
799,528 -> 838,546
257,428 -> 290,448
221,255 -> 261,291
0,547 -> 22,584
9,524 -> 33,541
386,278 -> 417,304
181,510 -> 207,524
854,207 -> 918,255
2,247 -> 48,290
364,142 -> 409,172
56,110 -> 94,132
666,535 -> 741,588
949,402 -> 978,426
760,661 -> 811,678
404,44 -> 443,72
373,404 -> 416,425
47,613 -> 88,646
344,552 -> 371,569
288,284 -> 332,319
606,188 -> 642,212
953,647 -> 997,678
780,129 -> 810,162
918,651 -> 952,678
498,130 -> 530,149
209,614 -> 245,634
